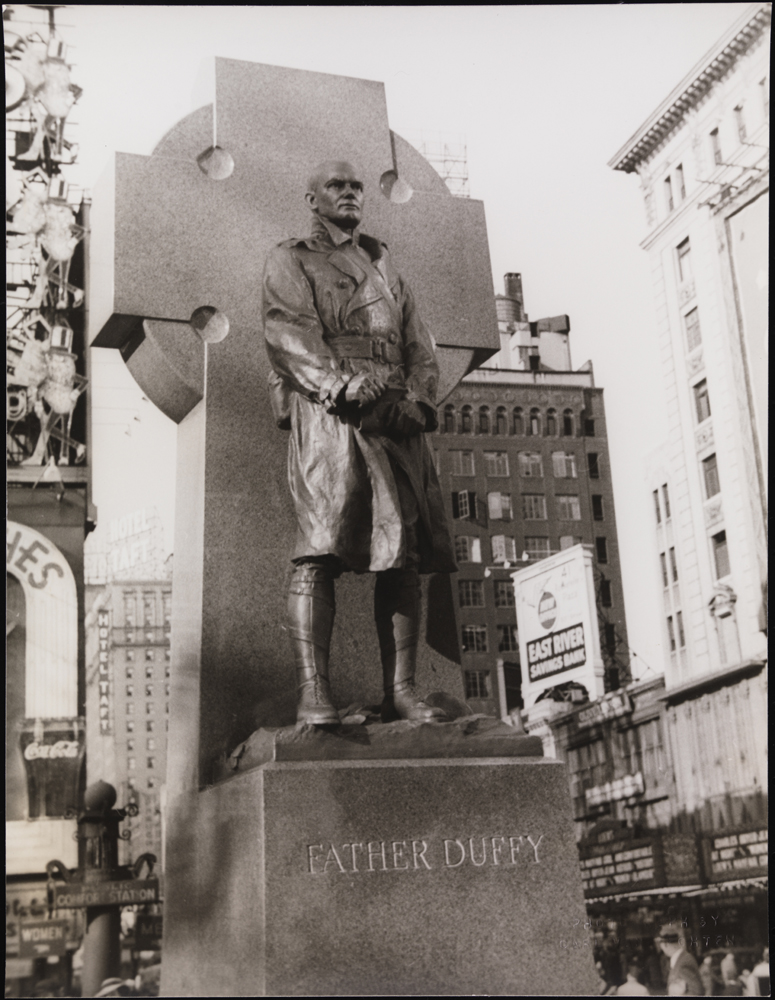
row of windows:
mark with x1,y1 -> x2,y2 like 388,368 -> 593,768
124,629 -> 170,645
126,719 -> 167,734
441,405 -> 595,439
126,701 -> 170,715
459,577 -> 613,609
660,85 -> 769,221
125,648 -> 171,662
127,737 -> 160,751
128,777 -> 159,791
455,535 -> 609,564
449,450 -> 601,479
127,756 -> 158,770
461,624 -> 519,654
125,683 -> 171,697
126,664 -> 171,680
123,590 -> 172,628
455,491 -> 604,522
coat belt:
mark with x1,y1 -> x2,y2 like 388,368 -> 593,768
328,336 -> 404,366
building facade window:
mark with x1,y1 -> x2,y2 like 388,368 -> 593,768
125,666 -> 134,679
479,406 -> 490,434
664,175 -> 674,213
710,128 -> 722,165
464,670 -> 489,699
147,757 -> 155,770
494,580 -> 515,608
458,580 -> 485,608
147,738 -> 156,751
546,409 -> 557,436
529,408 -> 541,436
669,547 -> 679,582
146,702 -> 154,716
684,307 -> 702,352
596,537 -> 608,563
584,418 -> 595,437
451,450 -> 475,476
143,593 -> 155,627
677,238 -> 693,283
462,625 -> 488,653
604,623 -> 617,656
667,616 -> 676,652
676,163 -> 686,201
552,452 -> 577,478
497,625 -> 519,653
126,720 -> 135,733
444,405 -> 455,434
702,453 -> 720,498
557,495 -> 582,521
518,452 -> 543,478
522,495 -> 547,520
653,489 -> 661,524
127,739 -> 135,752
126,684 -> 134,698
600,579 -> 612,608
662,484 -> 671,519
712,531 -> 730,579
145,649 -> 154,662
487,492 -> 512,520
525,536 -> 551,560
587,453 -> 600,479
676,611 -> 685,648
452,490 -> 475,519
592,495 -> 604,520
144,683 -> 153,697
145,665 -> 153,679
513,408 -> 524,435
660,553 -> 669,588
460,405 -> 473,434
128,758 -> 136,771
455,536 -> 482,564
734,104 -> 746,142
491,535 -> 517,564
484,451 -> 509,476
693,379 -> 711,423
495,407 -> 507,435
146,721 -> 155,733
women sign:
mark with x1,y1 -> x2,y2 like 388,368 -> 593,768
511,544 -> 605,708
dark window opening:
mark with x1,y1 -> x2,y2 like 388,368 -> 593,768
596,537 -> 608,563
464,670 -> 489,699
702,454 -> 720,498
587,453 -> 600,479
592,495 -> 604,521
712,531 -> 730,579
600,580 -> 612,608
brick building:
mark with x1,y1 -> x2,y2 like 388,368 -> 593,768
431,274 -> 630,718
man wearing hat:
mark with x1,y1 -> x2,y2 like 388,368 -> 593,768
658,926 -> 703,996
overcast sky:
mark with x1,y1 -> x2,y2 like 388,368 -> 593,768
20,3 -> 753,681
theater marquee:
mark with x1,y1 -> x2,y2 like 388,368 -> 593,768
512,544 -> 605,708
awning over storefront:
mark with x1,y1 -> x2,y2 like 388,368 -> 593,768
586,884 -> 704,904
681,876 -> 768,897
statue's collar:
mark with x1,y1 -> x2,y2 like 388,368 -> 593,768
311,215 -> 362,248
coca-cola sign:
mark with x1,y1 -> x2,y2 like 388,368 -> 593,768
24,740 -> 80,760
19,720 -> 85,818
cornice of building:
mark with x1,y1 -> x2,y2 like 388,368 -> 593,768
461,368 -> 596,389
609,3 -> 772,174
659,658 -> 766,705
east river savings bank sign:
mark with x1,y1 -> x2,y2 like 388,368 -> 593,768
512,545 -> 605,708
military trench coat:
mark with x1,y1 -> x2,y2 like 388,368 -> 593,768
262,215 -> 457,575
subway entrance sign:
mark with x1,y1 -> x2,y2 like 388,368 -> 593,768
18,920 -> 68,958
53,879 -> 159,908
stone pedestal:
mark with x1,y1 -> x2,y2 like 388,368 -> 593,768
161,750 -> 599,997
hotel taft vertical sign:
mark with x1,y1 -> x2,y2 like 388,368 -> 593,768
512,545 -> 605,708
97,609 -> 112,734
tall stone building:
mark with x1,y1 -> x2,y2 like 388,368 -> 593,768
431,274 -> 630,719
595,1 -> 770,966
608,0 -> 768,833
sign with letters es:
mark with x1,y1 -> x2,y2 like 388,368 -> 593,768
512,545 -> 605,709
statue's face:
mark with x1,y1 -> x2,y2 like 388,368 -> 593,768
305,161 -> 364,230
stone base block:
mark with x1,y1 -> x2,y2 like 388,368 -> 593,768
161,757 -> 599,997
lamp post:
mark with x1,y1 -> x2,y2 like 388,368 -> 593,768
47,780 -> 158,998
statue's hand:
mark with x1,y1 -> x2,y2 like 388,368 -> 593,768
345,373 -> 387,406
389,400 -> 426,437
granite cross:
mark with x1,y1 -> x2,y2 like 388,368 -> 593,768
90,59 -> 499,788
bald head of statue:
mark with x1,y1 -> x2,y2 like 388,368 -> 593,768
305,160 -> 364,232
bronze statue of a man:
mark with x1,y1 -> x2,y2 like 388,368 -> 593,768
262,160 -> 457,726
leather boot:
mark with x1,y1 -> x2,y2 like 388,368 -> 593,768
288,563 -> 339,726
375,568 -> 446,723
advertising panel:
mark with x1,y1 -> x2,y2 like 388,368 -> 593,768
511,544 -> 604,708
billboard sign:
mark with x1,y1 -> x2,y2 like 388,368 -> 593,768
511,544 -> 604,708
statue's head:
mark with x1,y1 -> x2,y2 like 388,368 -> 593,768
305,160 -> 364,232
